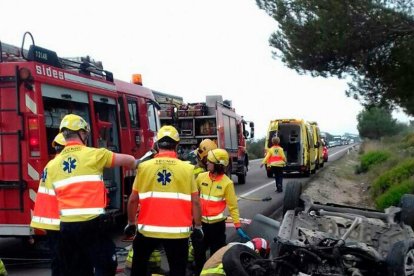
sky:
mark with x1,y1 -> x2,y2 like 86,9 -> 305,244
1,0 -> 411,139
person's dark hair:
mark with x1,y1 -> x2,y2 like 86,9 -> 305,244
213,164 -> 225,174
54,145 -> 65,153
157,137 -> 178,150
62,129 -> 78,139
62,129 -> 89,139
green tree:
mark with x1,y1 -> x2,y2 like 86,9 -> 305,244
256,0 -> 414,115
247,137 -> 266,159
357,107 -> 406,139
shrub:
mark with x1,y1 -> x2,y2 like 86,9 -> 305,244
401,133 -> 414,149
356,150 -> 391,173
371,158 -> 414,196
375,178 -> 414,210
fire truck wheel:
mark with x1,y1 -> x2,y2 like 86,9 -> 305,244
237,172 -> 246,185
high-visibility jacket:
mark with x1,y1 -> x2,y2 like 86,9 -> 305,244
132,151 -> 196,239
48,142 -> 114,222
196,172 -> 240,228
30,158 -> 60,231
262,145 -> 286,167
0,258 -> 7,276
193,166 -> 205,178
201,243 -> 244,275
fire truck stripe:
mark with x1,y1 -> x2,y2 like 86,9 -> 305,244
29,188 -> 37,202
64,73 -> 116,91
25,94 -> 37,114
28,163 -> 40,180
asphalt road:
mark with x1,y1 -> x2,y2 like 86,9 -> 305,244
0,144 -> 356,275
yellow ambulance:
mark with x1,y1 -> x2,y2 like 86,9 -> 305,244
308,121 -> 325,169
264,119 -> 316,177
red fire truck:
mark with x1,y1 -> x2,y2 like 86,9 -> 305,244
0,33 -> 160,238
154,92 -> 254,184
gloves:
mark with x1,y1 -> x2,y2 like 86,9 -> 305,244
191,225 -> 204,242
236,227 -> 250,241
124,224 -> 137,237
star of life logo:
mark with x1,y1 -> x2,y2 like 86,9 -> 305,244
62,157 -> 77,173
156,169 -> 173,186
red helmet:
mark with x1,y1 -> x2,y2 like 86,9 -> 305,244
246,238 -> 270,258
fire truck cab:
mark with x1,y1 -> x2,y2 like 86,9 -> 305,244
156,93 -> 254,184
0,35 -> 160,237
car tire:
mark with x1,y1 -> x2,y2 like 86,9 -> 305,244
283,181 -> 303,215
222,244 -> 264,276
386,239 -> 414,276
400,194 -> 414,229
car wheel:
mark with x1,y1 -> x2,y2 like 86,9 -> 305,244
283,181 -> 303,215
222,244 -> 266,276
400,194 -> 414,229
386,239 -> 414,276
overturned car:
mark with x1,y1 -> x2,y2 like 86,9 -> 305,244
223,181 -> 414,276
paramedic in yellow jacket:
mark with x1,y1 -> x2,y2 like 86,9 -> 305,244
30,133 -> 67,276
260,136 -> 286,192
47,114 -> 137,276
193,139 -> 217,177
193,148 -> 248,275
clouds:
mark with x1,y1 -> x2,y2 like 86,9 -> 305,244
2,0 -> 408,138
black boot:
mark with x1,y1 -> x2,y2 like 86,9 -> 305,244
277,184 -> 283,193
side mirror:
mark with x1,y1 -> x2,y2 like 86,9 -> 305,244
249,122 -> 255,139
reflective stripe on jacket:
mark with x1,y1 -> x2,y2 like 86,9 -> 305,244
196,172 -> 240,228
31,160 -> 60,231
0,258 -> 7,276
201,244 -> 235,275
132,151 -> 197,239
53,174 -> 106,217
48,142 -> 114,222
262,145 -> 286,167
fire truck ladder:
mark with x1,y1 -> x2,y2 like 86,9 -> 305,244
0,43 -> 26,211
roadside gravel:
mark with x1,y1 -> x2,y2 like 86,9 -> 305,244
303,145 -> 375,209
